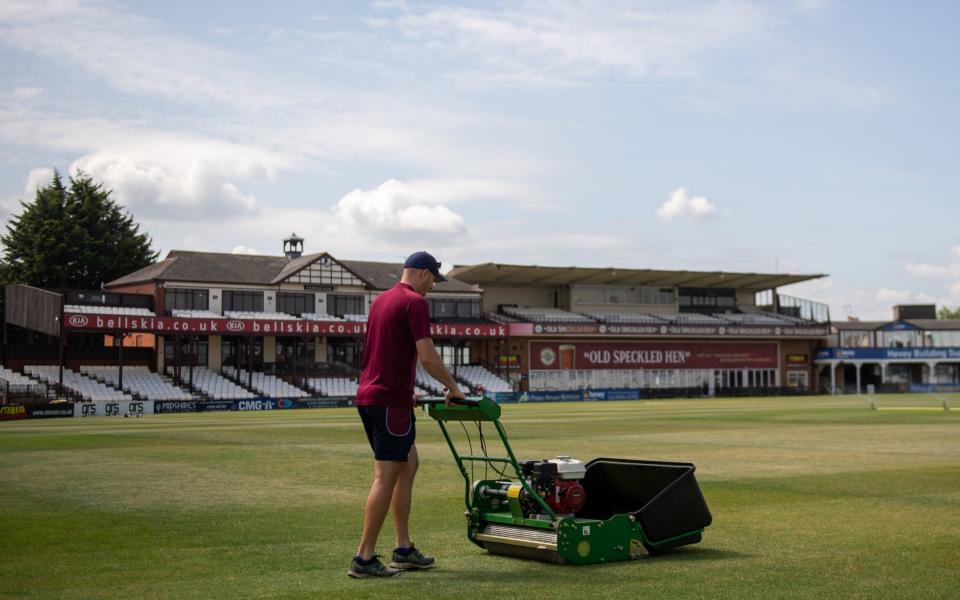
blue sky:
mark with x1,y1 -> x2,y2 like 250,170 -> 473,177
1,0 -> 958,319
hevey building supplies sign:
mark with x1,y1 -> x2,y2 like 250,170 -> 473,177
530,341 -> 778,371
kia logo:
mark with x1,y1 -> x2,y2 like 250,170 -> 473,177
226,320 -> 245,332
68,315 -> 89,327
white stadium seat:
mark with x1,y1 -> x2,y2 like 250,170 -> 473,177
304,377 -> 359,397
501,307 -> 595,324
223,311 -> 299,321
80,365 -> 193,401
455,365 -> 512,393
222,367 -> 310,398
171,309 -> 223,319
25,365 -> 132,401
166,366 -> 256,400
300,313 -> 345,321
65,304 -> 155,317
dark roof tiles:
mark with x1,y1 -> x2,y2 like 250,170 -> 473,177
106,250 -> 480,293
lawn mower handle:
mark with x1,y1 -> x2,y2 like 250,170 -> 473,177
415,396 -> 481,407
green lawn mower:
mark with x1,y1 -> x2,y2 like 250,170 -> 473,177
419,397 -> 712,565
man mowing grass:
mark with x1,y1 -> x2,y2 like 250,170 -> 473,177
349,251 -> 466,578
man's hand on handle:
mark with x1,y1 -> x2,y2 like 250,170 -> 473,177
444,386 -> 466,406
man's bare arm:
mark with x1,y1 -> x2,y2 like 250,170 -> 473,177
415,338 -> 465,400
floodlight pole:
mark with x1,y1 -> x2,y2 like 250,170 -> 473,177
57,306 -> 65,398
117,330 -> 124,390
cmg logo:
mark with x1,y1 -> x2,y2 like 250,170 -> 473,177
68,314 -> 90,327
226,320 -> 245,332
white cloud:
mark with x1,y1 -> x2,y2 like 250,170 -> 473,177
331,179 -> 471,239
875,288 -> 936,305
904,247 -> 960,296
231,245 -> 260,255
382,1 -> 771,85
24,167 -> 55,198
0,167 -> 55,222
0,0 -> 282,110
656,187 -> 719,221
65,134 -> 289,220
140,177 -> 542,261
905,262 -> 960,278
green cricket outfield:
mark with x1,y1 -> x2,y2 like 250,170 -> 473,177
1,394 -> 958,599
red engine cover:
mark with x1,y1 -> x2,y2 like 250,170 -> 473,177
546,480 -> 586,514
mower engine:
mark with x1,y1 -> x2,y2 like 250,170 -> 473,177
520,456 -> 587,515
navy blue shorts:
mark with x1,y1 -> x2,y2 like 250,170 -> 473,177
358,405 -> 416,462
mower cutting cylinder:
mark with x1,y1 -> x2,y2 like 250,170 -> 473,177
419,397 -> 712,565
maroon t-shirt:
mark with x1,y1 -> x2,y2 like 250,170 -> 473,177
355,282 -> 432,409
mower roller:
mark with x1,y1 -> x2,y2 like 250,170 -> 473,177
418,396 -> 712,565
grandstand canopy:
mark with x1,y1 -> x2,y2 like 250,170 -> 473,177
447,263 -> 826,291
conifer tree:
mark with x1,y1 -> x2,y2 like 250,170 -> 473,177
0,170 -> 157,290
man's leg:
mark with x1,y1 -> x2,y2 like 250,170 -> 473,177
391,443 -> 419,549
356,459 -> 402,560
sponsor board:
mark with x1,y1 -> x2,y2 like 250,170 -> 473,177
584,388 -> 642,401
530,340 -> 778,371
523,389 -> 642,403
816,347 -> 960,361
294,397 -> 353,409
63,313 -> 508,338
235,399 -> 278,411
909,383 -> 960,393
64,311 -> 827,338
74,400 -> 154,417
510,322 -> 827,338
197,400 -> 233,412
489,392 -> 519,403
0,404 -> 28,420
154,400 -> 198,414
523,390 -> 585,403
26,403 -> 74,419
157,398 -> 351,412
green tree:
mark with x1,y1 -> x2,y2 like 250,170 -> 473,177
938,305 -> 960,320
0,170 -> 157,290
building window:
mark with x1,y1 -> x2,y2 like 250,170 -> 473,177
166,288 -> 209,312
425,297 -> 480,320
437,344 -> 470,366
878,330 -> 919,348
275,337 -> 316,370
840,331 -> 873,348
164,337 -> 208,367
223,291 -> 264,312
926,331 -> 960,347
276,292 -> 315,316
677,287 -> 736,311
572,285 -> 674,306
221,336 -> 263,368
328,294 -> 365,317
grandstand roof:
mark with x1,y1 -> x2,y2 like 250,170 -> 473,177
107,250 -> 479,293
447,263 -> 826,290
